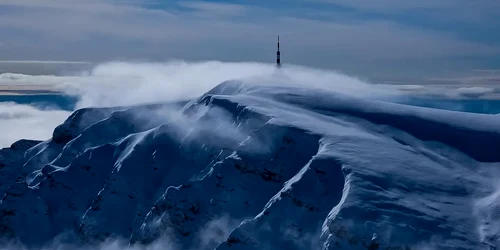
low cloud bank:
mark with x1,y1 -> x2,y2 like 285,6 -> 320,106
0,102 -> 70,148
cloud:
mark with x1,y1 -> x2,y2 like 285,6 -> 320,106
0,61 -> 94,76
0,61 -> 90,64
0,0 -> 498,82
0,102 -> 70,148
0,215 -> 244,250
56,60 -> 400,109
0,73 -> 79,85
428,73 -> 500,86
194,215 -> 241,250
0,233 -> 179,250
313,0 -> 500,22
394,84 -> 500,100
452,87 -> 497,99
315,0 -> 495,11
177,1 -> 249,17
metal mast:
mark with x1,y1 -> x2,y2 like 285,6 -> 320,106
276,35 -> 281,68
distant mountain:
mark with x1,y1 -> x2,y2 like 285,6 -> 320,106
1,80 -> 499,250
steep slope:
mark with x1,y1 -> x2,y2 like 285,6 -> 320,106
0,140 -> 42,199
1,80 -> 499,250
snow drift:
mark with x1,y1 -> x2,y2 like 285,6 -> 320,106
1,76 -> 500,249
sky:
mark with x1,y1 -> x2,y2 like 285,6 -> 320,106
0,0 -> 499,84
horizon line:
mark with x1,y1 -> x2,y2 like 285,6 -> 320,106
0,60 -> 92,64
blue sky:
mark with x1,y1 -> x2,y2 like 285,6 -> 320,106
0,0 -> 499,84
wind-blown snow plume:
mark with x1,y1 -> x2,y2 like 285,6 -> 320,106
57,60 -> 399,109
0,60 -> 399,148
473,173 -> 500,250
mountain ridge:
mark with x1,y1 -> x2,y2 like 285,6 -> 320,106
0,80 -> 499,249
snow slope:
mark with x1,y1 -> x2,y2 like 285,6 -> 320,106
1,80 -> 500,250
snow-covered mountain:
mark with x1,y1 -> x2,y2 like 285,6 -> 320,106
1,79 -> 499,250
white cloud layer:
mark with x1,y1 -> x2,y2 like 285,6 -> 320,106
0,102 -> 70,148
0,73 -> 79,85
